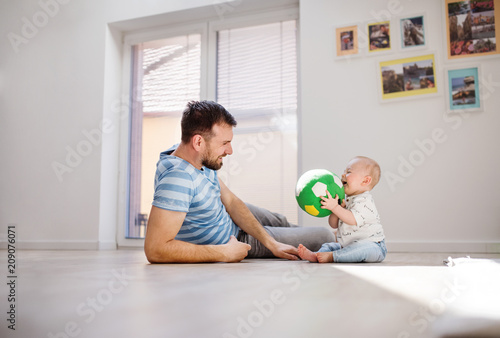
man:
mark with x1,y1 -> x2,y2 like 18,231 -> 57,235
144,100 -> 334,263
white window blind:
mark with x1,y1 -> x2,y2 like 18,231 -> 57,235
216,20 -> 298,223
140,34 -> 201,116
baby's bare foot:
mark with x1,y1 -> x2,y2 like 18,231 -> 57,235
316,252 -> 334,263
298,244 -> 318,263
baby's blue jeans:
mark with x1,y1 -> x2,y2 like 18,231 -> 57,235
317,240 -> 387,263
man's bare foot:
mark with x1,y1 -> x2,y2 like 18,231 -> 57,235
298,244 -> 318,262
317,252 -> 334,263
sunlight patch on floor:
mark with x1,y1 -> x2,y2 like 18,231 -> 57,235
332,258 -> 500,321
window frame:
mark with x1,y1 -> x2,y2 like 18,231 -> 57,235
117,8 -> 299,248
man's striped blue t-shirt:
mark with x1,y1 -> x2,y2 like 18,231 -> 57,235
152,146 -> 239,245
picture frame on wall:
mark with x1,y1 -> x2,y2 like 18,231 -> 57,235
399,13 -> 427,50
367,20 -> 393,54
445,65 -> 482,113
444,0 -> 500,60
378,53 -> 438,102
334,23 -> 361,59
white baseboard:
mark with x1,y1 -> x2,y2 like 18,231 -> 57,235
0,240 -> 103,250
386,241 -> 500,253
98,240 -> 118,250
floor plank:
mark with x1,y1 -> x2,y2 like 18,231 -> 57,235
1,250 -> 500,338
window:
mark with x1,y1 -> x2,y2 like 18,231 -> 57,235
128,34 -> 201,238
216,20 -> 298,224
124,11 -> 298,241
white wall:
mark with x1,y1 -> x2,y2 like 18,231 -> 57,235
0,0 -> 499,252
0,0 -> 218,249
300,0 -> 500,252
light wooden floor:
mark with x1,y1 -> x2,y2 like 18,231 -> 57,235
1,250 -> 500,338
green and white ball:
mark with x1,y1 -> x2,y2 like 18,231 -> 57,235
295,169 -> 345,217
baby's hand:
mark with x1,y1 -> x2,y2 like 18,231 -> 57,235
320,190 -> 340,212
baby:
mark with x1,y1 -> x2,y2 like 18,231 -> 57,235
298,156 -> 386,263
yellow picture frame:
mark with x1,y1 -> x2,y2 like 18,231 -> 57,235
379,54 -> 438,101
368,21 -> 392,53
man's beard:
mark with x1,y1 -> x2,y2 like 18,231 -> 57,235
201,150 -> 224,171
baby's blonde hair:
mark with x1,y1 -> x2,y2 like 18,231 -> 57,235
353,156 -> 381,188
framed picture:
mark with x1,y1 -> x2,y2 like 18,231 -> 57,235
367,21 -> 393,54
445,65 -> 482,112
335,24 -> 361,59
399,14 -> 427,50
378,53 -> 438,102
444,0 -> 500,60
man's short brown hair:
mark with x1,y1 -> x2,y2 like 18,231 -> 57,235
180,100 -> 237,143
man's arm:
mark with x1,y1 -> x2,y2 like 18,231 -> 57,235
144,206 -> 251,263
219,179 -> 299,260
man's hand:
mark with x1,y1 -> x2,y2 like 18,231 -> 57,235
268,240 -> 299,260
221,236 -> 251,263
